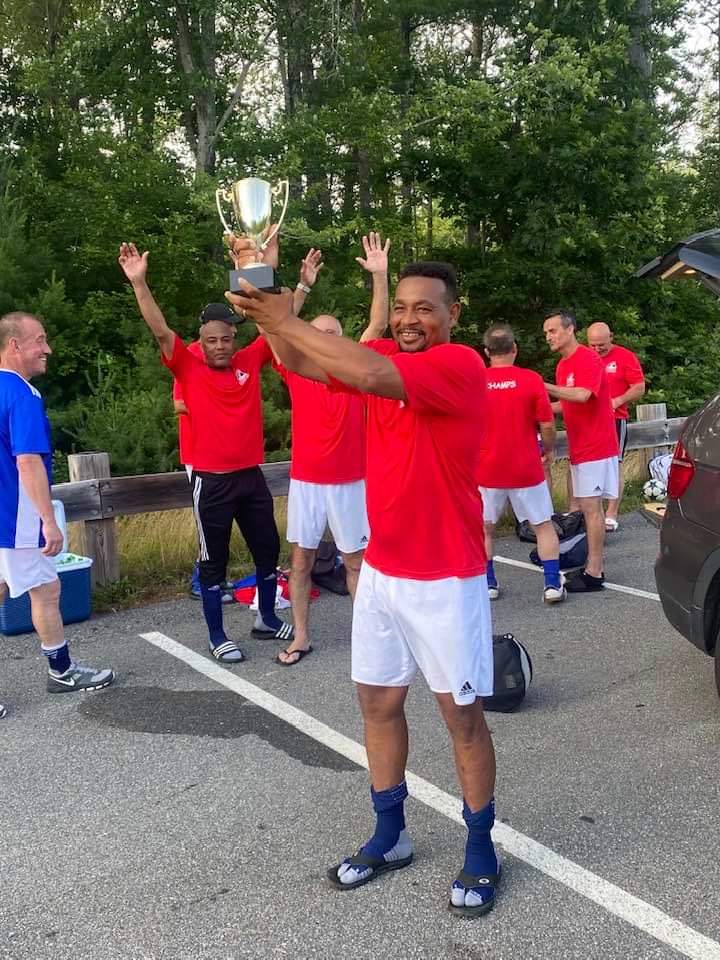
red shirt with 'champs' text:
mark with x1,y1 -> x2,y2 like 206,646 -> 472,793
601,344 -> 645,420
477,365 -> 554,489
556,345 -> 618,465
277,364 -> 366,484
163,334 -> 272,472
331,339 -> 487,580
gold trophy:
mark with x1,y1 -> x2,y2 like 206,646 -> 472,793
215,176 -> 290,291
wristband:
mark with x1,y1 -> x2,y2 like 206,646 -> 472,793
296,282 -> 311,295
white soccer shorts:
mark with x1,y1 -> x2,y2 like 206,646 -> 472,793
479,481 -> 554,526
570,456 -> 620,500
0,548 -> 58,599
351,562 -> 494,705
287,478 -> 369,554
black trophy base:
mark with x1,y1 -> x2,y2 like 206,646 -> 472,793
229,263 -> 275,293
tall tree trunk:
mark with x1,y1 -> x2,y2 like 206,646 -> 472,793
176,0 -> 217,178
628,0 -> 652,88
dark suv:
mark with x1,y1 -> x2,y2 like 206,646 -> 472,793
635,229 -> 720,696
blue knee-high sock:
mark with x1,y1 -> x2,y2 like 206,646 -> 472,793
43,642 -> 71,674
200,584 -> 227,647
486,559 -> 497,587
362,781 -> 408,859
463,799 -> 498,877
541,558 -> 561,589
190,563 -> 200,593
256,569 -> 281,629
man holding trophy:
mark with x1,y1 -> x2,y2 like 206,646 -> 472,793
225,243 -> 500,918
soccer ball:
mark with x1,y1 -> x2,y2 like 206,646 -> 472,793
643,478 -> 667,501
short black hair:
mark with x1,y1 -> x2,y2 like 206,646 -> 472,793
484,322 -> 516,356
543,308 -> 578,332
397,261 -> 458,304
199,302 -> 236,326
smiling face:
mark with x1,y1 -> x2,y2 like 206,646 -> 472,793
8,316 -> 52,379
200,320 -> 236,368
390,276 -> 459,353
543,313 -> 576,355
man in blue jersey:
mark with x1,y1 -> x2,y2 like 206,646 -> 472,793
0,312 -> 115,718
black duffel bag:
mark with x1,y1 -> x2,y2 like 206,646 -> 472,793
482,633 -> 533,712
310,539 -> 349,596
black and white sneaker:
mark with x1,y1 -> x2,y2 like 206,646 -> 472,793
47,662 -> 115,694
0,703 -> 7,720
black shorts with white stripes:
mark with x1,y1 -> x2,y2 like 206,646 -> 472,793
190,466 -> 280,588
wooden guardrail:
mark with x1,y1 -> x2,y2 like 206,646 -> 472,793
52,413 -> 684,585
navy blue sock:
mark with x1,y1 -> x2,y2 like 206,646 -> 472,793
43,643 -> 71,674
541,558 -> 561,589
362,781 -> 408,859
463,799 -> 498,878
486,559 -> 497,587
200,584 -> 227,647
190,563 -> 200,593
256,570 -> 281,629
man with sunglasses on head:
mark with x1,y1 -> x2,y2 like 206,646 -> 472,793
118,243 -> 295,663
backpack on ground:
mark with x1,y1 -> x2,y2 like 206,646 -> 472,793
482,633 -> 533,712
310,540 -> 349,596
516,510 -> 585,544
529,530 -> 587,570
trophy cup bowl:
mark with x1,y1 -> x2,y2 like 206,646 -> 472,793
216,176 -> 289,292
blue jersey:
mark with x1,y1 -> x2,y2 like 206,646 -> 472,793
0,370 -> 53,548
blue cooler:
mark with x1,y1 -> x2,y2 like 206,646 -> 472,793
0,554 -> 93,636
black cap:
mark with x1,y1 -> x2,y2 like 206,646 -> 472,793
199,302 -> 238,325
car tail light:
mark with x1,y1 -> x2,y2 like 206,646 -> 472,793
666,440 -> 695,500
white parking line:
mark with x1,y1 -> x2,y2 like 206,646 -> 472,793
141,630 -> 719,960
494,555 -> 661,601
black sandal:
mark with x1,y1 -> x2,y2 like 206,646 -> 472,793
327,850 -> 413,890
448,867 -> 501,918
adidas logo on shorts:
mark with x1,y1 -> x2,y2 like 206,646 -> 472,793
459,681 -> 475,697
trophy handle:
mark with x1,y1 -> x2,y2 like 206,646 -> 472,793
215,188 -> 233,235
261,179 -> 290,250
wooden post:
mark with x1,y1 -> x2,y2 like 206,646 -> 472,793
636,402 -> 669,477
67,452 -> 119,587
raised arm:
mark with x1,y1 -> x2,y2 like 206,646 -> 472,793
293,248 -> 323,315
118,243 -> 175,358
227,283 -> 404,399
356,232 -> 390,343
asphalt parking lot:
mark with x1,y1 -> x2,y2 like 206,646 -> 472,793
2,512 -> 719,960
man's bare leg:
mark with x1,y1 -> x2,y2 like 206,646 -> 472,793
330,684 -> 412,887
340,549 -> 364,601
279,544 -> 316,663
577,494 -> 605,577
29,578 -> 65,649
436,693 -> 499,912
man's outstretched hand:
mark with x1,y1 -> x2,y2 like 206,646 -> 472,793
118,243 -> 149,285
356,231 -> 390,273
226,280 -> 294,334
300,248 -> 324,288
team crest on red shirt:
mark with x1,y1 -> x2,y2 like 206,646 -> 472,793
566,373 -> 575,386
606,361 -> 617,373
235,369 -> 249,385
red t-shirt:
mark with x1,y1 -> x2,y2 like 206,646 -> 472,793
477,365 -> 554,489
601,344 -> 645,420
173,340 -> 203,466
332,339 -> 487,581
556,345 -> 618,465
163,335 -> 272,472
277,365 -> 366,484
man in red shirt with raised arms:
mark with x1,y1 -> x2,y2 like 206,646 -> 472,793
586,322 -> 645,531
273,233 -> 390,666
118,243 -> 294,664
478,322 -> 565,604
227,262 -> 501,919
544,309 -> 619,592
